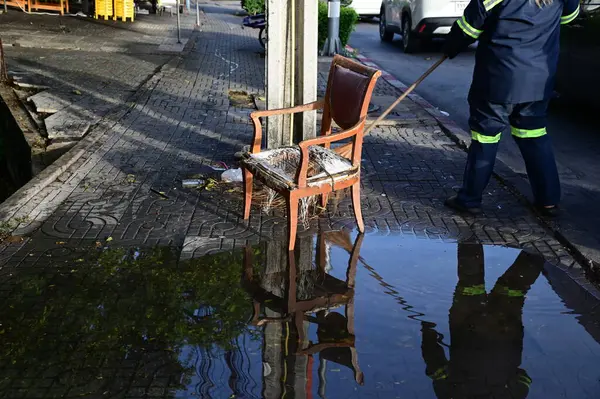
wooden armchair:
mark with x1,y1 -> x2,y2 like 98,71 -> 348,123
240,55 -> 381,250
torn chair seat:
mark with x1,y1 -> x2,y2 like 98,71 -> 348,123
241,145 -> 359,190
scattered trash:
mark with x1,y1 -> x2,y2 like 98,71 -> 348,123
150,188 -> 169,199
72,89 -> 82,95
221,168 -> 243,182
126,174 -> 136,183
440,110 -> 450,117
216,161 -> 229,170
204,178 -> 218,191
182,179 -> 205,188
4,236 -> 24,243
106,237 -> 113,242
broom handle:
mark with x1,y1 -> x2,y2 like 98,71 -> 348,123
363,56 -> 447,136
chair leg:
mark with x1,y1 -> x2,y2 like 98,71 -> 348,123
287,194 -> 299,251
243,168 -> 253,220
351,182 -> 364,233
321,193 -> 329,209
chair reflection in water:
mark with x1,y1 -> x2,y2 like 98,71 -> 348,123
242,230 -> 365,398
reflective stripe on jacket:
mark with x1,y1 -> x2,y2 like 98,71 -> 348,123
448,0 -> 580,103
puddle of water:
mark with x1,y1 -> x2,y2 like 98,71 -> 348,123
0,233 -> 599,398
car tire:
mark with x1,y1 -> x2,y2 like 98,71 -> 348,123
259,27 -> 267,48
379,10 -> 394,42
402,14 -> 420,53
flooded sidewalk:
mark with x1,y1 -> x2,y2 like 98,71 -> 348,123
0,6 -> 599,398
1,231 -> 599,398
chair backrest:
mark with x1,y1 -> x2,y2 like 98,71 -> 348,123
322,55 -> 381,132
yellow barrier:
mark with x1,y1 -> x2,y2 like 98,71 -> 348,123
95,0 -> 113,20
114,0 -> 135,22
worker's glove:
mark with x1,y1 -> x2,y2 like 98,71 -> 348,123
443,37 -> 462,59
443,24 -> 472,59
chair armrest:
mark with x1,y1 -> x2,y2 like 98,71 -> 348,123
249,100 -> 324,153
295,117 -> 366,187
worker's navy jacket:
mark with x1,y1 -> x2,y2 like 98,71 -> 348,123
447,0 -> 580,104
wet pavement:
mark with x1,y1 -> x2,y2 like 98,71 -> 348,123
1,6 -> 600,398
1,231 -> 599,398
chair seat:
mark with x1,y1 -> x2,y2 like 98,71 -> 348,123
241,146 -> 359,190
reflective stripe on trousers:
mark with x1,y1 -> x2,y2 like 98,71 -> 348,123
457,98 -> 560,208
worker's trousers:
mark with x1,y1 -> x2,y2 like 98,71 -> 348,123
457,96 -> 561,208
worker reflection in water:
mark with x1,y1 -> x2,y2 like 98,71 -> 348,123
420,243 -> 544,398
443,0 -> 581,216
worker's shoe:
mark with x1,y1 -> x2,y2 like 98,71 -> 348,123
534,204 -> 560,217
444,195 -> 482,215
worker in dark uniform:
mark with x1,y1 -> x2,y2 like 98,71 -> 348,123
442,0 -> 581,216
420,243 -> 544,398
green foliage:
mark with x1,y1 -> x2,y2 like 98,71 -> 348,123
0,245 -> 258,394
318,1 -> 359,48
241,0 -> 265,15
339,5 -> 359,46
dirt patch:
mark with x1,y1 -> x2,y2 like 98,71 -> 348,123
228,90 -> 255,108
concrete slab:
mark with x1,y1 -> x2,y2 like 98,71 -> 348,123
27,91 -> 71,114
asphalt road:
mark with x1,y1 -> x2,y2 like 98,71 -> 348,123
349,20 -> 600,190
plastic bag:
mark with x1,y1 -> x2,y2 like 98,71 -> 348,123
221,168 -> 243,182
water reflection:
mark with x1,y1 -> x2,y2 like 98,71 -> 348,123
421,243 -> 543,398
0,233 -> 598,398
242,232 -> 364,398
0,246 -> 257,398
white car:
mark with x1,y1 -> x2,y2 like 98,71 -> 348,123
379,0 -> 467,52
350,0 -> 383,18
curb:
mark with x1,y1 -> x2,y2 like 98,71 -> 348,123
345,45 -> 600,295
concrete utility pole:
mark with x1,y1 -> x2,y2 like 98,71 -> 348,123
321,0 -> 342,56
265,0 -> 318,149
196,0 -> 200,26
4,0 -> 8,14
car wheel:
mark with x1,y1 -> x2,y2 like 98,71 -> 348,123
402,14 -> 420,53
259,27 -> 267,48
379,10 -> 394,42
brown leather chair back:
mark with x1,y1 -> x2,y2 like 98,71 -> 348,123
324,56 -> 380,131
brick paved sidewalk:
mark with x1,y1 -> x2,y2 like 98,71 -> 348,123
0,9 -> 594,290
